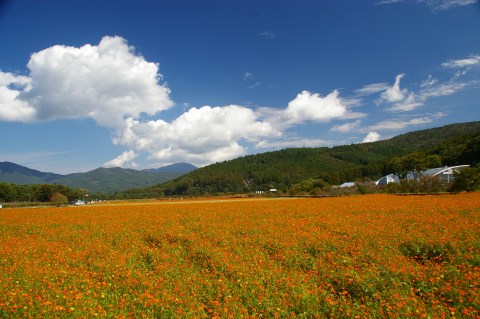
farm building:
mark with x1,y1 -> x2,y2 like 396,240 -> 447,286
375,165 -> 469,186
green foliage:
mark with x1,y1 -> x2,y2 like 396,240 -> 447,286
388,152 -> 442,180
290,178 -> 329,195
355,179 -> 377,195
49,192 -> 68,206
50,168 -> 185,193
449,166 -> 480,193
428,129 -> 480,166
0,182 -> 84,203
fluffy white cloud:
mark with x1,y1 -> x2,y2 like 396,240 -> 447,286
442,54 -> 480,69
112,105 -> 282,166
4,35 -> 471,170
0,72 -> 35,121
0,36 -> 173,127
104,150 -> 138,168
283,90 -> 347,125
0,36 -> 365,168
257,90 -> 360,131
103,87 -> 364,166
362,132 -> 381,143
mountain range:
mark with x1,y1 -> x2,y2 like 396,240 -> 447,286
0,162 -> 196,193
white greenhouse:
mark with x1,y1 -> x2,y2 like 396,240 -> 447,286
375,165 -> 469,186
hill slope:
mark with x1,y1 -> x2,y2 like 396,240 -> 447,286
55,167 -> 185,193
145,163 -> 197,173
122,121 -> 480,197
0,162 -> 62,184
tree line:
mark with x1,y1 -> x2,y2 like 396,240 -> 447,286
0,183 -> 86,203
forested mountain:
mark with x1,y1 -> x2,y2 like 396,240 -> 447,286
0,162 -> 62,184
0,162 -> 194,193
53,167 -> 184,193
144,163 -> 197,173
119,121 -> 480,197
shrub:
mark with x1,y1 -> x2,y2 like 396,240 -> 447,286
49,192 -> 68,207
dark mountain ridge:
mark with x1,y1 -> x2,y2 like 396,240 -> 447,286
145,163 -> 197,173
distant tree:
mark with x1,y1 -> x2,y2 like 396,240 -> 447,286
355,178 -> 378,195
449,166 -> 480,193
50,192 -> 68,206
290,178 -> 329,195
33,184 -> 55,202
388,153 -> 442,181
0,183 -> 17,202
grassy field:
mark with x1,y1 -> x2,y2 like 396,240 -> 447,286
0,194 -> 479,318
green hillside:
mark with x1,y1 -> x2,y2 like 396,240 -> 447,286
120,121 -> 480,197
55,167 -> 185,193
0,161 -> 62,184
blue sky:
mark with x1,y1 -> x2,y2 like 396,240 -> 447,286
1,0 -> 479,174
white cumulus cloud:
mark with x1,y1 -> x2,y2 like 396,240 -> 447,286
108,88 -> 363,166
0,72 -> 35,121
112,105 -> 282,167
283,90 -> 347,125
104,150 -> 138,168
362,132 -> 381,143
0,36 -> 173,128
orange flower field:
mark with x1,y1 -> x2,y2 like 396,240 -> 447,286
0,194 -> 479,318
